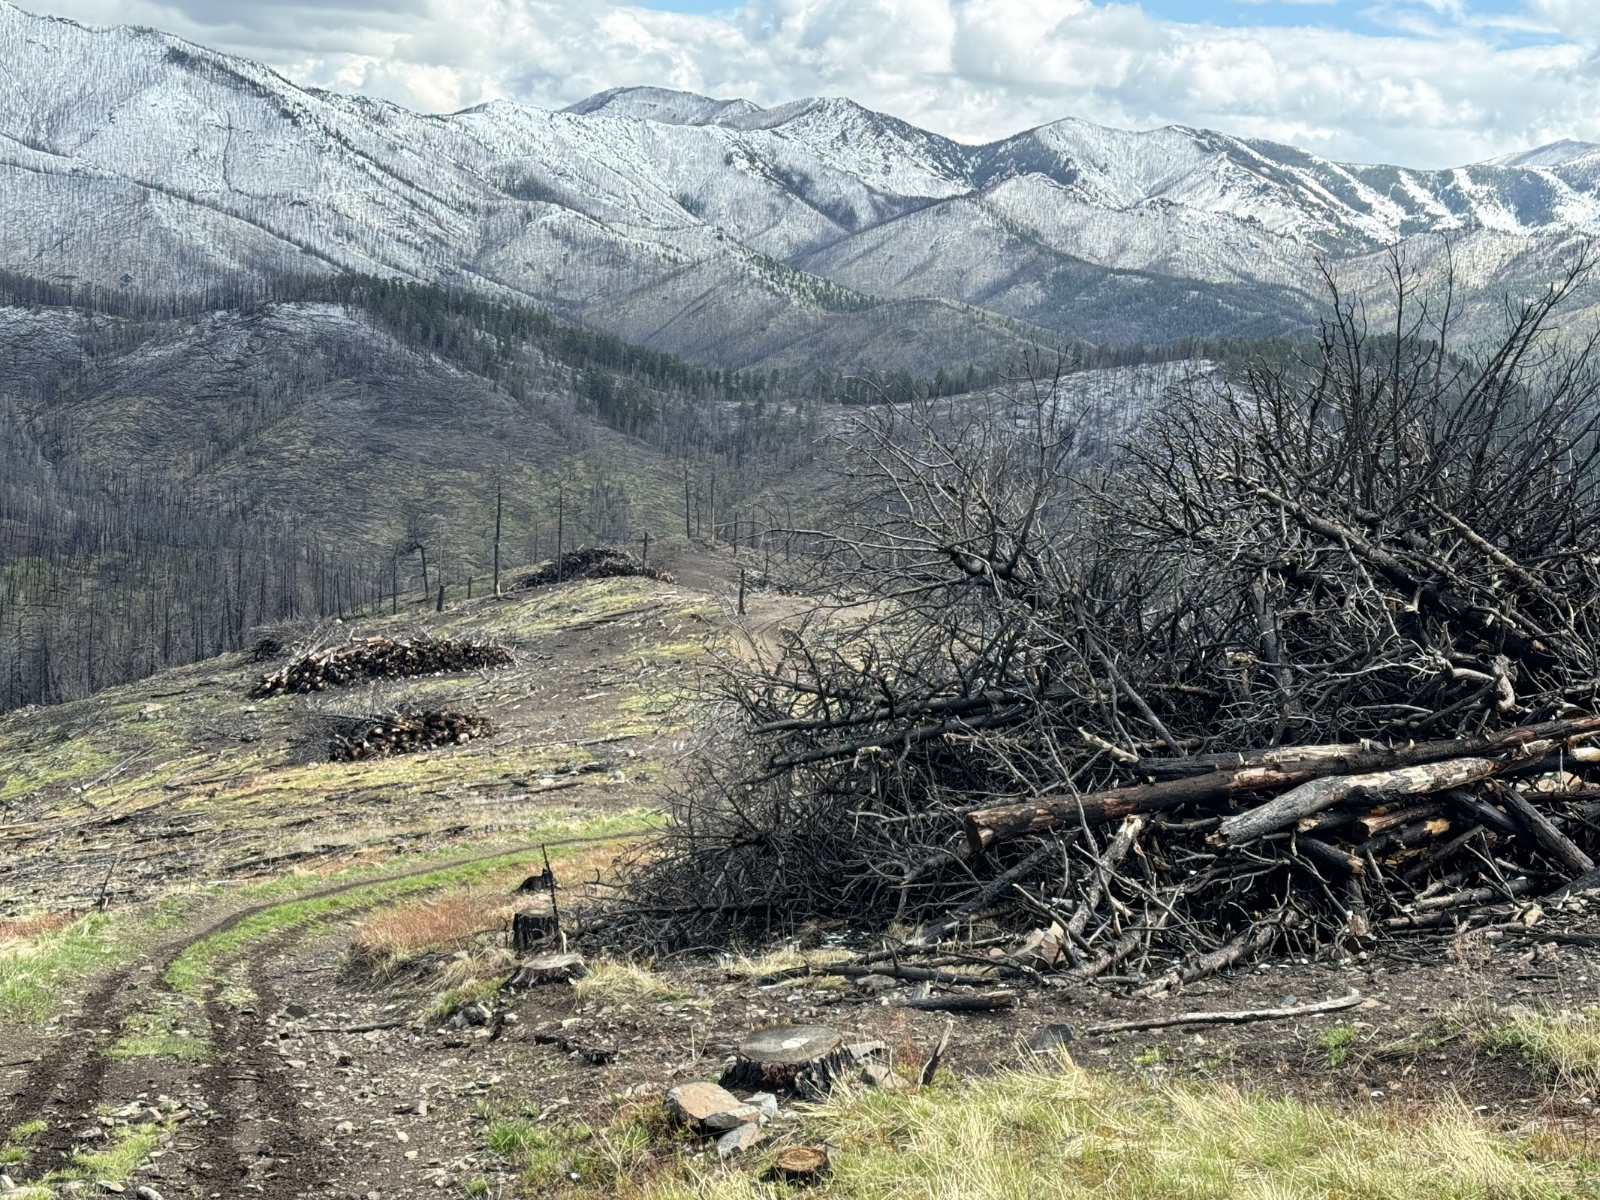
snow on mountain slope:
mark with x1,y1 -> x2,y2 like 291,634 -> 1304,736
0,4 -> 1596,371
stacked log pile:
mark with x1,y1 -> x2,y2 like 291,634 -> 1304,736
518,547 -> 673,589
603,257 -> 1600,991
326,709 -> 491,761
250,637 -> 512,697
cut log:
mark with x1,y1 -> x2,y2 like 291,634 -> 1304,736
1135,921 -> 1277,997
1065,815 -> 1144,948
968,714 -> 1600,850
1118,715 -> 1600,780
1401,824 -> 1491,885
1441,789 -> 1519,836
1296,808 -> 1358,836
721,1026 -> 856,1097
1355,801 -> 1447,839
502,953 -> 586,989
823,963 -> 994,987
965,766 -> 1305,853
1214,758 -> 1498,846
1499,785 -> 1595,877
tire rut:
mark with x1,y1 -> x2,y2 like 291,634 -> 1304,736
0,837 -> 611,1184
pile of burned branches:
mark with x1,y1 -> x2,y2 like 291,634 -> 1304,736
518,547 -> 673,589
250,636 -> 512,697
605,251 -> 1600,988
325,708 -> 491,761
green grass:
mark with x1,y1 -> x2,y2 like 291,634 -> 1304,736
635,1056 -> 1600,1200
1471,1007 -> 1600,1091
107,1005 -> 210,1062
58,1122 -> 162,1182
485,1111 -> 661,1195
0,912 -> 141,1023
426,974 -> 505,1022
1,1120 -> 42,1168
1318,1023 -> 1360,1068
167,810 -> 653,996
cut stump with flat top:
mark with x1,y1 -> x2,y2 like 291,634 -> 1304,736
769,1145 -> 829,1183
722,1025 -> 852,1096
503,952 -> 585,989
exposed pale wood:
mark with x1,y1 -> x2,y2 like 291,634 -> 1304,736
721,1025 -> 862,1096
1355,801 -> 1447,838
1214,758 -> 1498,846
769,1146 -> 830,1181
968,715 -> 1600,850
1083,993 -> 1363,1036
502,952 -> 585,988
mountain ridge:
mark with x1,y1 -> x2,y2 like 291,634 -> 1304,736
0,2 -> 1596,369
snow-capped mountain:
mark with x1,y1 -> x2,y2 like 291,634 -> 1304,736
0,1 -> 1594,370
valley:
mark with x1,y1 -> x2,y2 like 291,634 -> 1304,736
7,3 -> 1600,1197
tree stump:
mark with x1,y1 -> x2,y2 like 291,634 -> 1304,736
721,1025 -> 854,1096
511,906 -> 559,954
768,1145 -> 829,1183
503,953 -> 585,989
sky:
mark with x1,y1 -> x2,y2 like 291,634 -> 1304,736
17,0 -> 1600,167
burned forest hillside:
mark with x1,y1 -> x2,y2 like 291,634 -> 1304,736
0,279 -> 837,713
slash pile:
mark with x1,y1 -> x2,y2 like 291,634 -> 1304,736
604,257 -> 1600,990
326,709 -> 492,761
250,636 -> 512,697
518,546 -> 673,589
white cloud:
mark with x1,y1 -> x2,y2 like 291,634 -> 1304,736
15,0 -> 1600,167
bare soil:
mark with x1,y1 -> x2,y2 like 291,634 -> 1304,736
3,545 -> 1599,1197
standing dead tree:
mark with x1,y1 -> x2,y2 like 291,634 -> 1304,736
606,249 -> 1600,988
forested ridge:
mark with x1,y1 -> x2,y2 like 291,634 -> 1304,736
0,270 -> 1256,714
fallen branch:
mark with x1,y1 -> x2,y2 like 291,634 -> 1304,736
1083,993 -> 1364,1036
903,991 -> 1017,1013
968,716 -> 1600,851
1500,785 -> 1595,876
1215,758 -> 1499,846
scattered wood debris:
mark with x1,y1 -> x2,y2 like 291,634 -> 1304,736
605,268 -> 1600,994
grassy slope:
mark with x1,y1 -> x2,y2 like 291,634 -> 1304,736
0,560 -> 730,1022
633,1059 -> 1600,1199
6,552 -> 1600,1199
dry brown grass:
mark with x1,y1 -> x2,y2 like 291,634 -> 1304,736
0,912 -> 72,942
351,886 -> 515,966
553,839 -> 640,899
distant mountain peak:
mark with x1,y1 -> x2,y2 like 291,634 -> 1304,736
1489,139 -> 1600,170
1,0 -> 1599,373
563,86 -> 760,126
